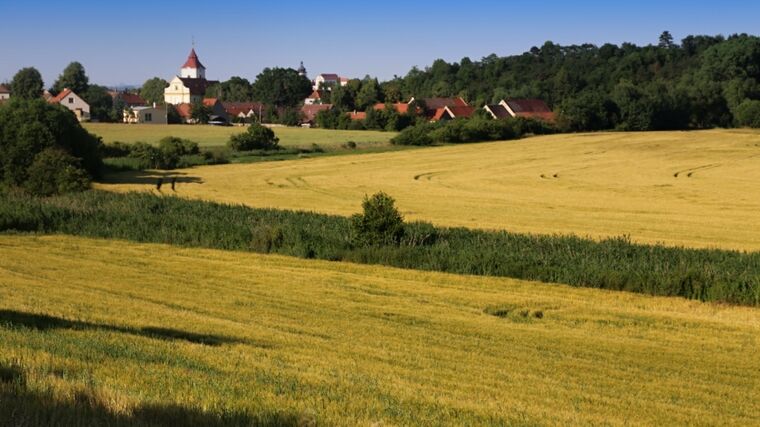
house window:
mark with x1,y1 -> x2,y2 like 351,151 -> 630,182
175,86 -> 178,90
68,98 -> 74,104
145,113 -> 152,122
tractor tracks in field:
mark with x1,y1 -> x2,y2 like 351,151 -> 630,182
673,163 -> 721,178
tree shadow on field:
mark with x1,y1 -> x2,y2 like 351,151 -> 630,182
0,310 -> 248,347
0,366 -> 306,427
98,170 -> 204,186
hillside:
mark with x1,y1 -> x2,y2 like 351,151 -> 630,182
1,235 -> 758,425
99,129 -> 760,251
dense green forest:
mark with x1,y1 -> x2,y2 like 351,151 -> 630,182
380,32 -> 760,130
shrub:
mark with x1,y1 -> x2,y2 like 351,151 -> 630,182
733,100 -> 760,128
228,124 -> 280,151
101,141 -> 132,158
391,123 -> 436,146
343,141 -> 358,149
24,148 -> 90,196
351,192 -> 405,246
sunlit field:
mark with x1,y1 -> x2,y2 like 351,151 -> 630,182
1,235 -> 758,425
99,129 -> 760,251
83,123 -> 395,150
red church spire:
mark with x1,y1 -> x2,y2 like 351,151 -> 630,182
182,48 -> 204,69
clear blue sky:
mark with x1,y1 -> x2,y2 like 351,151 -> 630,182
1,0 -> 758,87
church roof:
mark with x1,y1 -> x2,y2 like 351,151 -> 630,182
182,48 -> 205,69
178,77 -> 218,96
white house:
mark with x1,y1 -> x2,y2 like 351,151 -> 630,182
164,48 -> 218,105
0,84 -> 10,101
313,73 -> 349,91
124,105 -> 168,124
49,88 -> 90,122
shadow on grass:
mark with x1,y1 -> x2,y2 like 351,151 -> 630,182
0,378 -> 305,427
0,310 -> 248,347
98,170 -> 204,186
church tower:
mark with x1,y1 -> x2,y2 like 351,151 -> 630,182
180,48 -> 206,79
298,61 -> 307,78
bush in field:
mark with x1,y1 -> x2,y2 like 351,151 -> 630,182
733,100 -> 760,128
24,148 -> 91,196
228,124 -> 279,151
391,123 -> 436,146
351,192 -> 405,246
0,99 -> 102,194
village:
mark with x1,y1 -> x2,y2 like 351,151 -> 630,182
0,47 -> 555,128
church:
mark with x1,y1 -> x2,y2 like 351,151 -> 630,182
164,48 -> 218,105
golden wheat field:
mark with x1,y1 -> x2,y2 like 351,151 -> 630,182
99,129 -> 760,251
84,123 -> 394,150
0,235 -> 758,425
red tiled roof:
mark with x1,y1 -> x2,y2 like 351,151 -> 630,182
374,103 -> 410,114
348,111 -> 366,121
202,98 -> 219,107
49,89 -> 73,104
307,90 -> 325,99
222,101 -> 264,117
504,99 -> 551,114
301,104 -> 332,123
447,106 -> 476,118
175,103 -> 192,119
431,108 -> 447,121
515,111 -> 557,122
182,48 -> 205,69
0,84 -> 10,94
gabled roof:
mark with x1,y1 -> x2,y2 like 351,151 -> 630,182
202,98 -> 219,107
485,104 -> 511,119
301,104 -> 332,123
503,99 -> 551,113
431,108 -> 447,121
416,97 -> 469,110
222,101 -> 264,117
49,89 -> 75,104
0,84 -> 10,94
446,105 -> 476,118
182,48 -> 205,69
318,74 -> 340,81
179,77 -> 218,96
307,90 -> 326,100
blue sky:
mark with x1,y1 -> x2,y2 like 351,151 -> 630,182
1,0 -> 758,87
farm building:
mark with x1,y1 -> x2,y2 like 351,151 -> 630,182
301,104 -> 333,127
123,105 -> 167,124
223,101 -> 264,122
48,88 -> 90,122
374,103 -> 411,114
348,111 -> 367,121
431,105 -> 477,122
111,91 -> 147,108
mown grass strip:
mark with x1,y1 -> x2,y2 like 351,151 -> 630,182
1,190 -> 758,306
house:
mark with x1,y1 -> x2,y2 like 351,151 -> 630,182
304,90 -> 328,105
313,73 -> 349,91
487,99 -> 556,122
408,97 -> 470,121
112,91 -> 147,108
222,101 -> 264,122
174,103 -> 193,123
301,104 -> 332,127
124,105 -> 167,124
164,48 -> 219,105
0,84 -> 10,101
431,105 -> 477,122
49,88 -> 90,122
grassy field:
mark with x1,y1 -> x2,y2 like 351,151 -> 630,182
83,123 -> 395,150
99,129 -> 760,251
1,234 -> 758,425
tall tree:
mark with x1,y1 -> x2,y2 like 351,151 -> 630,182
52,62 -> 89,95
10,67 -> 44,100
140,77 -> 168,105
84,85 -> 114,122
658,31 -> 676,49
356,77 -> 381,110
251,68 -> 312,107
221,76 -> 253,102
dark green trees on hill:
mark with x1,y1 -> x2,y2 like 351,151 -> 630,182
0,99 -> 103,195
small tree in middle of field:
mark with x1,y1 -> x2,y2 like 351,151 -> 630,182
351,192 -> 405,246
228,124 -> 280,151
